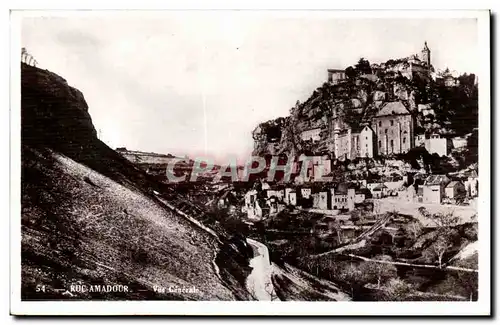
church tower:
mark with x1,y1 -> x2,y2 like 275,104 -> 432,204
421,41 -> 431,67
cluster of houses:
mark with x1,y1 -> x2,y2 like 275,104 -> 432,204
242,180 -> 373,220
241,169 -> 478,220
397,171 -> 478,204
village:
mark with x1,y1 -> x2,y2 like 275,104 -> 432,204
238,160 -> 478,223
17,12 -> 487,308
110,40 -> 480,301
235,42 -> 479,228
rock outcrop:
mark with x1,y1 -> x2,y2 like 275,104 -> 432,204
21,63 -> 252,300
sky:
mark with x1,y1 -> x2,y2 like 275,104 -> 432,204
21,13 -> 479,163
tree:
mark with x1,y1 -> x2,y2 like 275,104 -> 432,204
332,221 -> 344,245
425,212 -> 460,267
338,262 -> 366,297
385,278 -> 413,301
359,255 -> 397,288
429,211 -> 460,229
355,58 -> 372,75
407,219 -> 423,240
345,66 -> 357,79
453,253 -> 479,301
433,236 -> 453,268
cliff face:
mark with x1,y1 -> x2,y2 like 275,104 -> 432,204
252,60 -> 478,160
20,63 -> 252,300
252,75 -> 418,157
22,63 -> 97,147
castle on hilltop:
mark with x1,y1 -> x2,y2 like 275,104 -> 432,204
310,42 -> 433,160
328,42 -> 432,85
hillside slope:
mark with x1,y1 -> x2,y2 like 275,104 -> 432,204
20,63 -> 252,300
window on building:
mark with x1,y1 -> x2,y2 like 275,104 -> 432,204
391,120 -> 394,126
390,140 -> 394,151
385,129 -> 388,134
379,140 -> 382,148
403,137 -> 406,144
365,137 -> 368,140
379,121 -> 382,127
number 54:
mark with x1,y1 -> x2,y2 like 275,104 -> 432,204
36,285 -> 46,293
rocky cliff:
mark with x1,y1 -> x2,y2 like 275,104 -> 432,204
20,63 -> 253,300
251,66 -> 477,158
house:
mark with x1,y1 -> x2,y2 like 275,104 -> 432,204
266,188 -> 284,201
383,180 -> 406,193
367,182 -> 388,197
423,174 -> 451,204
332,123 -> 374,161
330,185 -> 356,211
425,133 -> 451,157
312,191 -> 329,210
354,188 -> 372,203
371,183 -> 388,198
359,125 -> 375,158
242,190 -> 263,220
416,185 -> 424,202
445,181 -> 466,200
327,69 -> 346,84
284,188 -> 293,204
301,188 -> 312,199
438,75 -> 459,87
465,170 -> 479,197
267,197 -> 279,215
415,134 -> 426,147
418,103 -> 435,117
452,137 -> 468,149
288,191 -> 297,206
312,155 -> 332,181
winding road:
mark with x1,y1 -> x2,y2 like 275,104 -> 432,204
245,238 -> 279,301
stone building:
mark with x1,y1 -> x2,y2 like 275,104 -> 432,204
327,69 -> 347,84
445,181 -> 466,200
421,41 -> 431,67
464,170 -> 479,198
384,42 -> 432,81
359,125 -> 375,158
423,174 -> 450,204
242,190 -> 263,220
301,127 -> 322,142
312,191 -> 330,210
371,101 -> 414,155
332,123 -> 374,160
425,133 -> 452,157
333,127 -> 353,160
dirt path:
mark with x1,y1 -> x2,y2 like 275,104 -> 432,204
245,238 -> 279,301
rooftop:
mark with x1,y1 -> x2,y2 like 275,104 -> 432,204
327,69 -> 345,73
424,174 -> 450,186
376,101 -> 411,117
373,183 -> 388,190
446,181 -> 462,188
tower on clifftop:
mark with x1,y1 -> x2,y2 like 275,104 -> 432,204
421,41 -> 431,67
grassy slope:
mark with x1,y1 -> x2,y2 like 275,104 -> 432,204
20,63 -> 251,300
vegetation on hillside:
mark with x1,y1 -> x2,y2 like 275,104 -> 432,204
253,57 -> 478,158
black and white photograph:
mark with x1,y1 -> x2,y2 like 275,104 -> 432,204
9,9 -> 491,316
